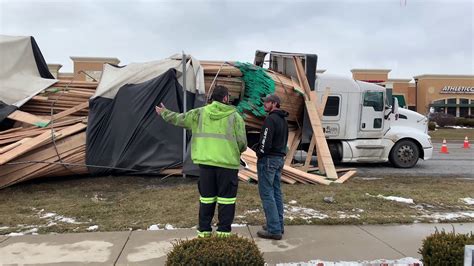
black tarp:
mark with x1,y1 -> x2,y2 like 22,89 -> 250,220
30,37 -> 55,79
86,69 -> 198,175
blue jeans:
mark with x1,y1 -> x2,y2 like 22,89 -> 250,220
257,156 -> 284,235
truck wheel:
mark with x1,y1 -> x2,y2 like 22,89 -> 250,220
389,140 -> 419,168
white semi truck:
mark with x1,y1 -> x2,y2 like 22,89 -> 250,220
255,51 -> 433,168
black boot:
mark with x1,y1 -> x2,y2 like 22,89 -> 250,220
257,230 -> 282,240
262,225 -> 284,234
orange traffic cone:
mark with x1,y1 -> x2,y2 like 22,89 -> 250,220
463,136 -> 470,149
440,139 -> 449,153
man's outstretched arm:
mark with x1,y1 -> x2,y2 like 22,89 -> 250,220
155,103 -> 199,130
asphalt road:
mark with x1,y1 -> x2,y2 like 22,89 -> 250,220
296,141 -> 474,178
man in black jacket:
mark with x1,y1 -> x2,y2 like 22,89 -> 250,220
256,94 -> 289,240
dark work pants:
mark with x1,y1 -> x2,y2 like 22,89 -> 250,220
198,164 -> 238,233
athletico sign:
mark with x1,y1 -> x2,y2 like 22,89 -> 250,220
440,86 -> 474,94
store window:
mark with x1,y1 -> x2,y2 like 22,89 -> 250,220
433,99 -> 445,113
446,98 -> 457,116
459,98 -> 469,118
471,100 -> 474,117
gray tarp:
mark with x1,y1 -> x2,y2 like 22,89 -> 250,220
0,35 -> 57,107
93,54 -> 205,99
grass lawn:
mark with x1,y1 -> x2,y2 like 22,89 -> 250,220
429,128 -> 474,141
0,175 -> 473,235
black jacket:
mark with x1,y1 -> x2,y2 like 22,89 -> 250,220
256,109 -> 289,159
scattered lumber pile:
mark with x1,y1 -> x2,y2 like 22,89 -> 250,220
0,58 -> 356,189
0,81 -> 96,189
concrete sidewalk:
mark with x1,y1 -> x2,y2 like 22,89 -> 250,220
0,223 -> 472,265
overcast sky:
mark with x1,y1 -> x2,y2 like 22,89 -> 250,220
1,0 -> 472,79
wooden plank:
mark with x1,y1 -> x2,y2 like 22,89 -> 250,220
0,138 -> 32,154
0,145 -> 85,189
0,132 -> 86,177
318,87 -> 331,116
290,77 -> 306,96
292,58 -> 311,100
305,102 -> 338,180
285,130 -> 301,165
51,102 -> 89,121
292,56 -> 337,180
239,168 -> 258,182
303,88 -> 331,172
0,127 -> 24,135
0,122 -> 86,165
238,171 -> 251,182
302,135 -> 316,172
283,165 -> 332,185
334,170 -> 357,184
7,110 -> 50,127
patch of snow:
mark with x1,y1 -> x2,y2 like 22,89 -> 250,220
22,228 -> 38,234
47,222 -> 57,227
352,208 -> 364,213
244,209 -> 260,214
0,226 -> 9,230
360,177 -> 383,180
56,216 -> 77,224
447,125 -> 471,129
39,211 -> 80,224
87,225 -> 99,231
461,197 -> 474,205
147,224 -> 161,231
277,257 -> 422,266
40,212 -> 56,219
164,224 -> 175,230
338,212 -> 360,219
419,211 -> 474,221
366,193 -> 414,204
284,204 -> 328,220
7,232 -> 24,236
288,200 -> 297,204
231,224 -> 247,227
457,177 -> 474,181
235,215 -> 246,219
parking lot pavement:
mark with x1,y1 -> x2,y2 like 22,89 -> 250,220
295,141 -> 474,178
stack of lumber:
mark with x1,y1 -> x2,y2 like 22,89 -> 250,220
0,81 -> 97,189
239,148 -> 356,185
201,61 -> 304,129
20,80 -> 95,117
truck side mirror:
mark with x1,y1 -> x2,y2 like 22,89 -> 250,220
392,97 -> 399,115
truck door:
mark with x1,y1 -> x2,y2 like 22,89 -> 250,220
360,91 -> 385,134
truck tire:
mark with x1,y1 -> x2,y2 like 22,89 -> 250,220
389,139 -> 419,168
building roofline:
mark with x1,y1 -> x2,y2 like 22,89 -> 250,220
386,78 -> 412,83
350,69 -> 391,73
413,74 -> 474,79
70,56 -> 120,63
47,63 -> 63,67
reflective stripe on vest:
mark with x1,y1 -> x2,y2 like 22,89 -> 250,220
194,109 -> 236,141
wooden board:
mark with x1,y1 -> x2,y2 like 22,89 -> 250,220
7,110 -> 50,127
334,170 -> 357,184
52,102 -> 89,121
0,122 -> 86,165
285,130 -> 301,165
